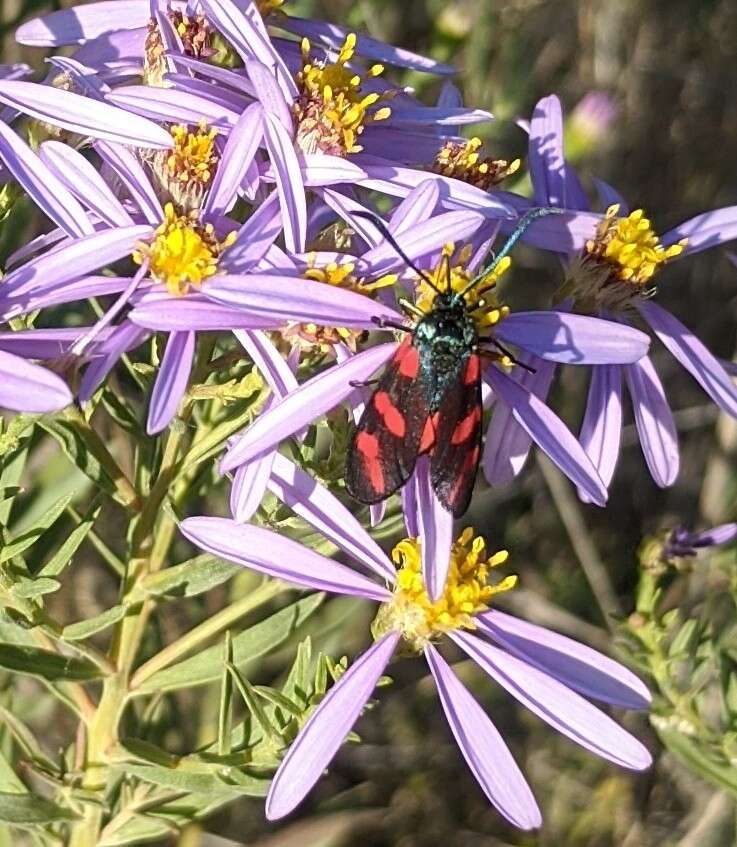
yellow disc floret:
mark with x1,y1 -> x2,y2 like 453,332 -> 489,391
433,137 -> 521,190
559,205 -> 687,312
415,243 -> 511,331
293,34 -> 392,156
372,528 -> 517,652
133,203 -> 235,296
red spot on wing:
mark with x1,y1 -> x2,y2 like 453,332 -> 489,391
451,406 -> 481,445
355,431 -> 385,493
398,345 -> 420,378
447,445 -> 481,506
463,353 -> 481,385
419,412 -> 439,453
373,390 -> 406,438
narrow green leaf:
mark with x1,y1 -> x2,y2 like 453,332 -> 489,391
0,792 -> 76,823
11,577 -> 61,599
656,723 -> 737,796
0,494 -> 74,564
0,643 -> 104,681
136,594 -> 323,694
62,605 -> 127,641
0,706 -> 57,773
668,619 -> 700,658
0,748 -> 26,794
227,663 -> 278,741
0,489 -> 21,505
254,686 -> 302,717
38,504 -> 102,577
282,637 -> 313,710
218,633 -> 234,757
139,555 -> 239,600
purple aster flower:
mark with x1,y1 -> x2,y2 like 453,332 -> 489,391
486,94 -> 737,495
662,523 -> 737,560
0,345 -> 73,413
0,112 -> 407,433
216,183 -> 650,509
179,486 -> 651,828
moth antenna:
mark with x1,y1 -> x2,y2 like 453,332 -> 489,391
444,252 -> 452,293
459,206 -> 565,300
479,337 -> 537,373
352,210 -> 445,295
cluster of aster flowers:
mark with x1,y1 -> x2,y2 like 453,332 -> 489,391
2,0 -> 737,833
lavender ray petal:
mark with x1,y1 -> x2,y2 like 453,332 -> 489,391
39,140 -> 132,227
168,54 -> 256,98
475,610 -> 651,710
0,80 -> 172,148
78,320 -> 149,403
495,312 -> 650,364
1,225 -> 151,302
316,188 -> 384,248
624,355 -> 679,487
6,227 -> 67,270
230,449 -> 275,522
412,458 -> 453,602
691,523 -> 737,547
593,178 -> 628,214
266,632 -> 399,820
662,206 -> 737,254
498,211 -> 602,253
369,502 -> 386,527
0,351 -> 72,413
233,329 -> 296,399
361,210 -> 486,274
204,103 -> 264,219
388,106 -> 493,126
179,517 -> 391,601
0,119 -> 93,238
16,0 -> 152,45
578,364 -> 622,499
221,192 -> 283,274
528,95 -> 567,208
485,367 -> 607,505
220,343 -> 395,471
128,292 -> 276,331
146,331 -> 196,435
482,354 -> 556,485
106,86 -> 238,130
244,59 -> 293,134
638,300 -> 737,418
424,644 -> 541,830
355,158 -> 515,218
0,327 -> 90,359
268,453 -> 396,582
389,179 -> 439,236
200,0 -> 297,101
401,478 -> 419,538
279,16 -> 455,75
204,274 -> 405,328
451,630 -> 652,770
95,141 -> 163,225
0,276 -> 134,320
262,111 -> 306,254
298,155 -> 369,186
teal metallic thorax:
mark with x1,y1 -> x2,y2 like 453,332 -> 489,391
413,292 -> 478,411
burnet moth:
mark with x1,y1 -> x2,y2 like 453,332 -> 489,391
345,207 -> 562,517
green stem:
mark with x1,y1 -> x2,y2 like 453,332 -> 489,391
68,342 -> 215,847
129,579 -> 286,693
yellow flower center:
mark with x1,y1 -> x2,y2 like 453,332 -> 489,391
558,205 -> 687,312
293,34 -> 392,156
372,528 -> 517,652
283,257 -> 396,354
133,203 -> 235,296
145,122 -> 219,215
415,243 -> 511,331
433,137 -> 521,190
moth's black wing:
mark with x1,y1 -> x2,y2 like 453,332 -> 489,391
346,337 -> 431,504
430,352 -> 483,517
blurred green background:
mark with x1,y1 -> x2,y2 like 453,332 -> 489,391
4,1 -> 737,845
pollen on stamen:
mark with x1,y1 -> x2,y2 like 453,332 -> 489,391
293,34 -> 394,157
414,243 -> 512,329
558,204 -> 688,313
133,203 -> 235,296
371,528 -> 517,652
433,137 -> 521,190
